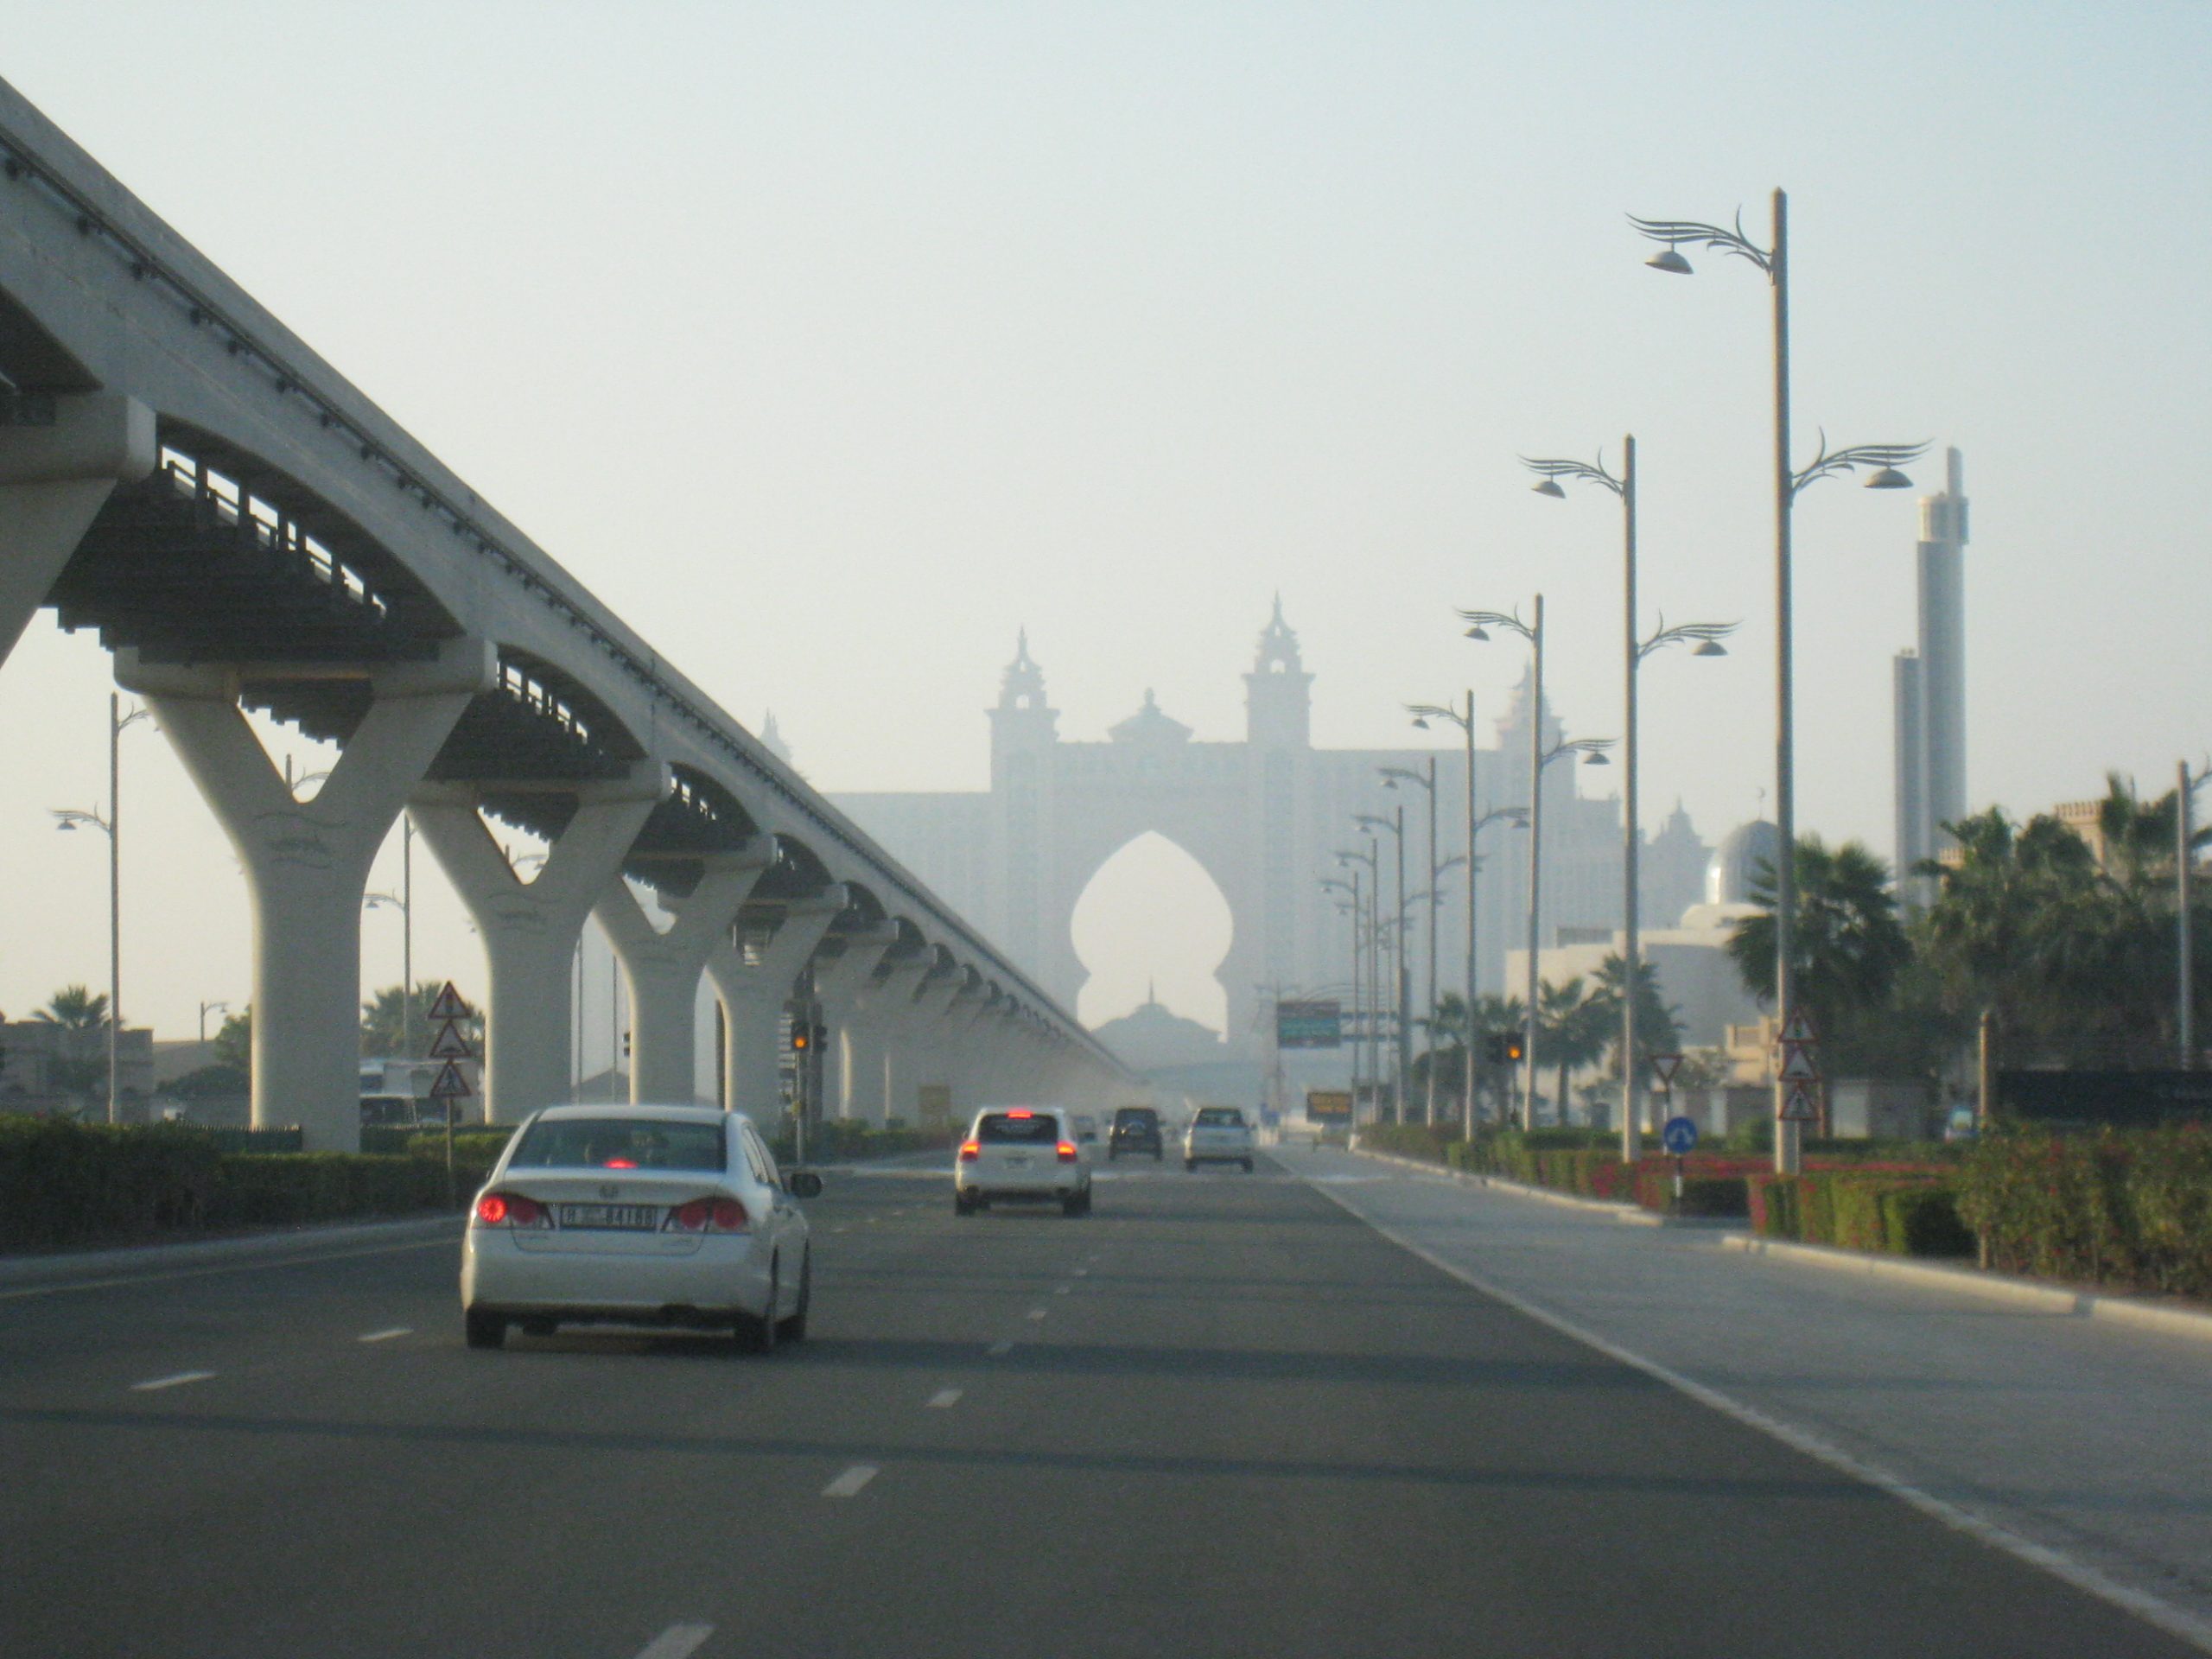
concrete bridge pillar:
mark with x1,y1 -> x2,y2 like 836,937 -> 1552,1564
703,890 -> 846,1131
0,394 -> 154,671
811,930 -> 896,1122
120,638 -> 495,1150
892,975 -> 966,1125
412,767 -> 664,1122
856,958 -> 932,1124
595,852 -> 772,1104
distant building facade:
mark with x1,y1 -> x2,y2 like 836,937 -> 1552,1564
0,1018 -> 155,1117
1894,448 -> 1969,905
831,604 -> 1714,1056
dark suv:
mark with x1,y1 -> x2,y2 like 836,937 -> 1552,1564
1109,1106 -> 1164,1161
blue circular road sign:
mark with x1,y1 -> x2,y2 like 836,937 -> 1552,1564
1661,1116 -> 1699,1156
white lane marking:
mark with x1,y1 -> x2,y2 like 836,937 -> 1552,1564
987,1338 -> 1014,1357
130,1370 -> 215,1393
832,1225 -> 851,1234
0,1235 -> 454,1303
1053,1284 -> 1071,1296
927,1388 -> 963,1408
1025,1306 -> 1048,1321
1072,1267 -> 1090,1277
633,1624 -> 715,1659
1298,1173 -> 2212,1657
822,1463 -> 879,1498
356,1326 -> 412,1344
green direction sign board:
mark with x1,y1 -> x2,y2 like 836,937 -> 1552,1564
1276,1000 -> 1343,1049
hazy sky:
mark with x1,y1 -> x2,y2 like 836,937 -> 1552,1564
2,2 -> 2208,1048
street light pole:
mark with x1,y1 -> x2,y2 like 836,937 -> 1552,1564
52,694 -> 151,1123
1633,192 -> 1923,1174
2182,760 -> 2208,1069
1336,842 -> 1383,1123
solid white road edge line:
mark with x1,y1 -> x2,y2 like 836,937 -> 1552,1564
0,1236 -> 454,1303
1298,1170 -> 2212,1656
632,1623 -> 714,1659
130,1370 -> 215,1392
357,1327 -> 411,1343
822,1464 -> 879,1498
927,1389 -> 963,1408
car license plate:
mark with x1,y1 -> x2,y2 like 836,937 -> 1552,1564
556,1203 -> 659,1230
1003,1154 -> 1029,1168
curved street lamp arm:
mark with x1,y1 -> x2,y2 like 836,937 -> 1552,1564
1352,813 -> 1404,838
1540,736 -> 1616,770
1628,210 -> 1773,276
1521,453 -> 1624,497
51,806 -> 112,836
1405,700 -> 1470,731
1478,805 -> 1530,832
1458,607 -> 1537,645
1637,617 -> 1741,663
1789,432 -> 1930,499
1378,765 -> 1435,793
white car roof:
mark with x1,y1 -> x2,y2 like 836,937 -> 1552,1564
529,1103 -> 741,1126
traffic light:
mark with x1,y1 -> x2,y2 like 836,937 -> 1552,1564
620,1031 -> 632,1059
1503,1034 -> 1525,1065
791,1026 -> 811,1053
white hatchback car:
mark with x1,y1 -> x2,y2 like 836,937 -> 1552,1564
461,1104 -> 820,1353
954,1107 -> 1092,1216
1183,1105 -> 1255,1172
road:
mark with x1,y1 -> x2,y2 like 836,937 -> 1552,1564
0,1154 -> 2198,1658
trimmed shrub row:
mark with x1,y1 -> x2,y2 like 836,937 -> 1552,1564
1747,1172 -> 1974,1257
1960,1124 -> 2212,1298
0,1116 -> 488,1252
770,1120 -> 959,1165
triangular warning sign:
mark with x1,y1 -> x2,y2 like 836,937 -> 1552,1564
1648,1052 -> 1683,1085
1779,1007 -> 1821,1046
1778,1044 -> 1821,1083
1778,1084 -> 1819,1122
429,1059 -> 473,1099
426,982 -> 469,1023
427,1021 -> 472,1060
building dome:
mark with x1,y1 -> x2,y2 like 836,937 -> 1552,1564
1706,820 -> 1783,907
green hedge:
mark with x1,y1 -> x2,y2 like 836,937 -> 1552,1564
770,1120 -> 959,1165
1748,1172 -> 1973,1257
1960,1125 -> 2212,1297
0,1115 -> 485,1251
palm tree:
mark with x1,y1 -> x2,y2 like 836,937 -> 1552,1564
1728,836 -> 1910,1068
36,985 -> 109,1030
1535,977 -> 1610,1125
1586,954 -> 1683,1078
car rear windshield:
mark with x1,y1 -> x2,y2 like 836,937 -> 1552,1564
977,1112 -> 1061,1144
509,1118 -> 726,1172
1113,1109 -> 1158,1126
1194,1108 -> 1245,1127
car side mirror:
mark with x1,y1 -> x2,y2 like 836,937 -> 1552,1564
785,1170 -> 823,1199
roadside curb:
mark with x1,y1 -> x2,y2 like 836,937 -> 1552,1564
1721,1234 -> 2212,1344
0,1211 -> 461,1291
1345,1146 -> 1726,1228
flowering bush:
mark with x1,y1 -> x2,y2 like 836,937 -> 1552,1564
1961,1125 -> 2212,1297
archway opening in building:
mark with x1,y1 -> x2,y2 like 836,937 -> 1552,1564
1070,832 -> 1233,1033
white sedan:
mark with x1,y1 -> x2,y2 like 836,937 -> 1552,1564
461,1104 -> 820,1353
1183,1105 -> 1255,1172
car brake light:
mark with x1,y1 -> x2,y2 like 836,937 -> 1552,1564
958,1140 -> 981,1162
603,1157 -> 639,1169
664,1196 -> 749,1234
1007,1109 -> 1033,1119
474,1192 -> 549,1229
1057,1141 -> 1077,1163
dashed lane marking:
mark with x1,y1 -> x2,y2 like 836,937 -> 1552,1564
633,1624 -> 715,1659
823,1464 -> 879,1498
1053,1284 -> 1071,1296
927,1389 -> 963,1408
1025,1307 -> 1048,1321
130,1370 -> 215,1393
357,1326 -> 412,1344
987,1339 -> 1014,1357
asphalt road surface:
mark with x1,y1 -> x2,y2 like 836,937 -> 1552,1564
1,1156 -> 2198,1659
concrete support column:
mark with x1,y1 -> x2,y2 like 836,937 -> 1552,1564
703,889 -> 847,1128
412,767 -> 664,1122
595,852 -> 772,1104
122,638 -> 494,1149
0,394 -> 154,671
811,930 -> 897,1122
859,959 -> 933,1124
895,975 -> 968,1123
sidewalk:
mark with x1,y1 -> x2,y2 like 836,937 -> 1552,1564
1279,1142 -> 2212,1643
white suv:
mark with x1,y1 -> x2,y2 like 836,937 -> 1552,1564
1184,1106 -> 1255,1173
955,1107 -> 1093,1217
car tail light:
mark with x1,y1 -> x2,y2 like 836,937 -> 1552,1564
664,1196 -> 749,1234
1007,1109 -> 1033,1119
957,1140 -> 981,1162
1057,1141 -> 1077,1163
474,1191 -> 549,1229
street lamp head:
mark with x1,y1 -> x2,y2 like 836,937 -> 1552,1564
1863,465 -> 1915,490
1583,751 -> 1612,767
55,817 -> 77,832
1464,625 -> 1490,642
1645,245 -> 1694,276
1531,478 -> 1567,499
1693,638 -> 1728,657
1409,715 -> 1429,729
